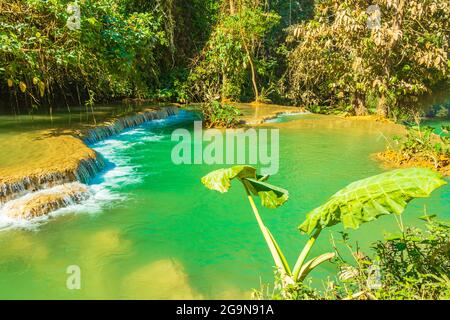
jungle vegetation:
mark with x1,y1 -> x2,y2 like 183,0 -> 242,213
2,0 -> 447,119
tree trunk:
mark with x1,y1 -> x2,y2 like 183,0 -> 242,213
377,93 -> 388,117
378,0 -> 406,117
247,53 -> 259,102
240,29 -> 259,102
229,0 -> 235,14
353,93 -> 367,116
222,72 -> 228,102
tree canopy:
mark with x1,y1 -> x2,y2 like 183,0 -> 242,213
286,0 -> 449,117
0,0 -> 448,118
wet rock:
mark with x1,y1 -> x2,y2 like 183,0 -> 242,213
2,183 -> 90,219
83,106 -> 179,144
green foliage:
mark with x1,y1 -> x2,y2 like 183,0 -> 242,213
253,273 -> 322,300
400,125 -> 449,159
329,217 -> 450,300
201,165 -> 289,208
0,0 -> 223,109
286,0 -> 449,116
256,218 -> 450,300
299,168 -> 447,234
385,125 -> 450,173
2,0 -> 445,120
369,219 -> 450,299
187,1 -> 280,102
202,166 -> 445,297
0,0 -> 168,108
201,101 -> 241,128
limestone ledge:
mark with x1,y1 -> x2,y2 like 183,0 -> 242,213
3,183 -> 90,219
0,106 -> 179,212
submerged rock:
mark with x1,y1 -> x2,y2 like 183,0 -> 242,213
2,183 -> 90,219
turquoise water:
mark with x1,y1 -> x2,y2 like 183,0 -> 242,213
422,118 -> 450,136
0,110 -> 448,299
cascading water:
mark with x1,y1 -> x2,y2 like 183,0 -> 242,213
2,183 -> 90,219
0,155 -> 104,205
82,106 -> 179,144
0,106 -> 181,228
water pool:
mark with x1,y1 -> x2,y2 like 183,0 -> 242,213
0,110 -> 448,299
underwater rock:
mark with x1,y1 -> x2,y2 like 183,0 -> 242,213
121,259 -> 204,299
3,183 -> 90,219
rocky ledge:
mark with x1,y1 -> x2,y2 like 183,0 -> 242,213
2,183 -> 90,219
0,106 -> 179,219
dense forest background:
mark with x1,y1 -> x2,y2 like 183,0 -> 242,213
0,0 -> 448,118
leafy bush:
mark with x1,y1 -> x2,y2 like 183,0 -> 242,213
328,217 -> 450,300
368,219 -> 450,299
187,1 -> 280,102
399,125 -> 449,159
255,218 -> 450,300
201,101 -> 241,128
379,125 -> 450,175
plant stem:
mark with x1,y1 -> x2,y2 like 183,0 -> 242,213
243,185 -> 290,276
292,228 -> 322,281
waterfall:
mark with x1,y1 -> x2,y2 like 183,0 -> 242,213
82,106 -> 179,144
1,183 -> 90,219
0,106 -> 179,220
0,154 -> 104,205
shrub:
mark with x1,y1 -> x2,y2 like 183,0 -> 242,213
201,101 -> 241,128
254,218 -> 450,300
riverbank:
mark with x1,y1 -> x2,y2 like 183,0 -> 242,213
235,102 -> 305,125
376,149 -> 450,177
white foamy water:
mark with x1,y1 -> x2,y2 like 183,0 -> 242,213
0,183 -> 91,230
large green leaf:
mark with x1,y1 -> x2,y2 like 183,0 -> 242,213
201,166 -> 289,209
201,165 -> 256,193
299,168 -> 447,234
244,178 -> 289,209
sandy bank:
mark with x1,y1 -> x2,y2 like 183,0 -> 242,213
376,150 -> 450,177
